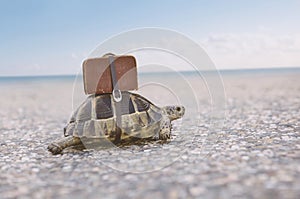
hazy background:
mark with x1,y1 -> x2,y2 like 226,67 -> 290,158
0,0 -> 300,76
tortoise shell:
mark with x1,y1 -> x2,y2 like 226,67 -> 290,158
64,91 -> 163,139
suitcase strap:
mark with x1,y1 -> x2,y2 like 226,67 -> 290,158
109,56 -> 122,143
109,56 -> 122,102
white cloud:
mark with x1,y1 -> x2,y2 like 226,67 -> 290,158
33,63 -> 41,71
71,53 -> 78,59
201,33 -> 300,69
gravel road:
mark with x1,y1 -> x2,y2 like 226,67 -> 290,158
1,72 -> 300,199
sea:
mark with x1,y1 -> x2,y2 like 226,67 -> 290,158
1,67 -> 300,83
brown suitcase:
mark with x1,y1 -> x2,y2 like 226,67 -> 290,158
82,54 -> 138,95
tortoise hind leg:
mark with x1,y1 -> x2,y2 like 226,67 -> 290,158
47,137 -> 83,155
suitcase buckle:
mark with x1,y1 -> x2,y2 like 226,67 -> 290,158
113,89 -> 122,102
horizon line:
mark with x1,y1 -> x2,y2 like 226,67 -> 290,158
0,66 -> 300,78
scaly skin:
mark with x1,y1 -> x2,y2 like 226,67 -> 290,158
47,137 -> 83,155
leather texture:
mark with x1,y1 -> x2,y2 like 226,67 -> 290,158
83,55 -> 138,95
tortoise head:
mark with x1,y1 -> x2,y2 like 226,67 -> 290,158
163,106 -> 185,121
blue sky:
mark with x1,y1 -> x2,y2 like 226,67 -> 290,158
1,0 -> 300,76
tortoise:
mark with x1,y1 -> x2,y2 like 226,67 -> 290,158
48,91 -> 185,154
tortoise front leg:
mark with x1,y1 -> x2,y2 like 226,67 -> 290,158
47,137 -> 83,155
158,118 -> 171,140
